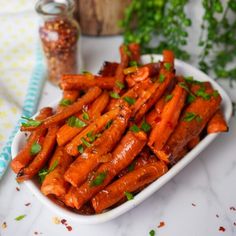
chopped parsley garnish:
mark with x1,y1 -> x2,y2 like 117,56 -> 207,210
124,191 -> 134,200
159,74 -> 165,83
15,214 -> 26,221
105,120 -> 113,129
129,60 -> 138,67
30,143 -> 41,156
59,98 -> 72,107
128,161 -> 136,172
90,172 -> 107,187
81,137 -> 92,147
212,90 -> 219,98
183,112 -> 202,122
115,80 -> 125,90
21,117 -> 42,127
184,76 -> 194,83
195,87 -> 211,100
179,82 -> 197,100
77,144 -> 84,154
109,91 -> 120,99
165,94 -> 173,102
86,131 -> 101,143
123,96 -> 136,105
82,111 -> 90,120
187,94 -> 196,103
67,116 -> 87,128
38,160 -> 59,183
164,62 -> 172,71
141,120 -> 151,133
149,229 -> 156,236
130,124 -> 140,133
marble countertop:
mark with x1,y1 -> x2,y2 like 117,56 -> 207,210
0,36 -> 236,236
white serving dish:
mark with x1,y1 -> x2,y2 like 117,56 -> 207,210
11,55 -> 232,224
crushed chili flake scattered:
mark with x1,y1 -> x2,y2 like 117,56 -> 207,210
216,214 -> 219,218
219,226 -> 226,232
1,222 -> 7,229
66,226 -> 72,231
191,203 -> 196,207
61,219 -> 67,224
25,203 -> 31,206
52,216 -> 61,224
34,232 -> 38,235
16,187 -> 20,191
157,221 -> 165,228
230,206 -> 236,211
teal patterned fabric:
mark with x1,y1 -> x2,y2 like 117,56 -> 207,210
0,45 -> 46,179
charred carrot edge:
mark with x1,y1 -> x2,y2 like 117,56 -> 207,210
60,76 -> 116,91
57,92 -> 109,146
207,109 -> 228,134
65,106 -> 121,156
99,62 -> 119,77
20,86 -> 102,132
10,107 -> 53,174
148,83 -> 187,152
64,105 -> 131,187
64,131 -> 147,209
187,136 -> 200,150
16,125 -> 59,182
91,161 -> 168,213
41,146 -> 73,197
157,86 -> 222,163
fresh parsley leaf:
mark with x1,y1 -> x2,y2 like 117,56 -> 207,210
184,76 -> 194,83
81,137 -> 91,147
195,87 -> 211,100
212,90 -> 219,98
124,191 -> 134,200
15,214 -> 26,221
196,116 -> 203,123
128,161 -> 136,172
105,120 -> 113,129
67,116 -> 87,128
82,111 -> 90,120
164,62 -> 172,71
129,60 -> 138,67
30,143 -> 41,156
115,80 -> 125,90
187,94 -> 196,103
130,124 -> 140,133
21,117 -> 42,127
165,94 -> 173,102
109,91 -> 120,99
141,120 -> 151,132
159,74 -> 165,83
38,160 -> 59,183
123,96 -> 136,105
77,144 -> 84,154
183,112 -> 197,122
86,131 -> 100,143
59,98 -> 72,107
149,229 -> 156,236
90,172 -> 107,187
49,160 -> 59,172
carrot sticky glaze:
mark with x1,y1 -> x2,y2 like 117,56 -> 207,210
207,109 -> 228,134
64,104 -> 131,187
11,107 -> 53,174
92,161 -> 168,213
128,42 -> 141,62
163,50 -> 174,66
148,83 -> 187,152
57,90 -> 80,112
99,62 -> 119,77
16,125 -> 59,182
60,75 -> 116,90
41,146 -> 73,197
187,136 -> 200,150
64,131 -> 147,209
57,92 -> 109,146
157,86 -> 222,163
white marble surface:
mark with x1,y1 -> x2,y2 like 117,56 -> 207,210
1,36 -> 236,236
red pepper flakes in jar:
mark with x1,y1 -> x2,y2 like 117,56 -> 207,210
36,0 -> 80,85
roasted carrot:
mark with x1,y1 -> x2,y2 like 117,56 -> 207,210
207,109 -> 228,133
148,83 -> 187,152
64,131 -> 147,209
163,50 -> 174,66
20,86 -> 102,132
60,75 -> 116,90
41,146 -> 73,197
11,107 -> 53,174
16,125 -> 59,182
64,104 -> 131,187
128,43 -> 141,62
187,136 -> 200,149
57,90 -> 80,112
92,161 -> 168,213
157,87 -> 222,163
99,62 -> 119,77
57,92 -> 109,146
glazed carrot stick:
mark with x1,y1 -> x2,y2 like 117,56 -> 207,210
187,136 -> 200,149
99,62 -> 119,77
64,131 -> 147,209
20,86 -> 102,132
157,87 -> 222,163
60,75 -> 116,90
64,105 -> 131,187
41,146 -> 73,197
207,109 -> 228,133
11,107 -> 53,174
148,83 -> 187,152
128,43 -> 141,62
92,161 -> 168,213
16,125 -> 59,182
65,106 -> 121,156
163,50 -> 174,66
57,92 -> 109,146
57,90 -> 80,112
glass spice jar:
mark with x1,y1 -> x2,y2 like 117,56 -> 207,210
36,0 -> 80,85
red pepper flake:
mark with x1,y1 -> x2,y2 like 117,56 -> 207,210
191,203 -> 196,207
25,203 -> 31,206
216,214 -> 219,218
230,206 -> 236,211
61,219 -> 67,224
157,221 -> 165,228
219,226 -> 226,232
66,226 -> 72,231
233,222 -> 236,226
34,232 -> 38,235
16,187 -> 20,191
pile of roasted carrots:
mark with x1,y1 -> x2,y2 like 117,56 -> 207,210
11,43 -> 228,214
